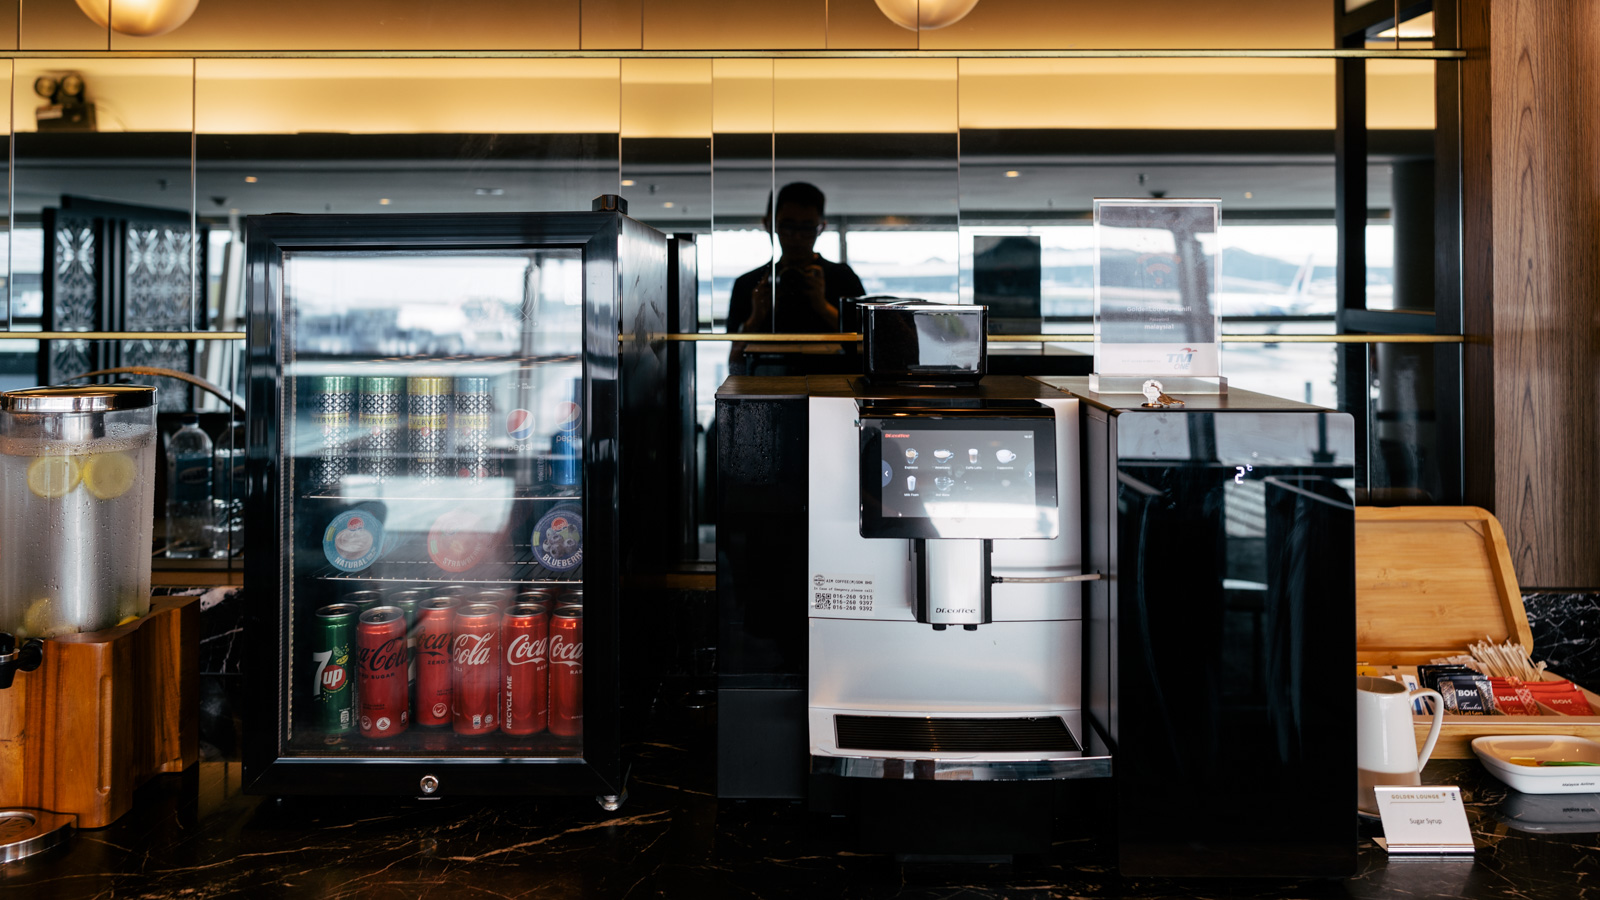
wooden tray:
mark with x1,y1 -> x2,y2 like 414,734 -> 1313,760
1356,506 -> 1600,758
0,594 -> 198,827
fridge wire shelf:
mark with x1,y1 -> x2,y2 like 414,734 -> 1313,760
317,542 -> 582,586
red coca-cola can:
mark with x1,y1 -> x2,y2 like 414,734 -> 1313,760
501,602 -> 550,735
451,602 -> 501,735
549,606 -> 583,737
414,597 -> 457,727
357,606 -> 409,738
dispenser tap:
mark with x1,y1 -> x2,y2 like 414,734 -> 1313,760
0,632 -> 44,690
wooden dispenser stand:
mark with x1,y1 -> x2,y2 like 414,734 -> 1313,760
0,594 -> 198,828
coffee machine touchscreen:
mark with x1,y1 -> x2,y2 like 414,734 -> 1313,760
859,415 -> 1057,540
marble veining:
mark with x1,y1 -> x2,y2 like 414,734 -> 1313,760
1525,591 -> 1600,689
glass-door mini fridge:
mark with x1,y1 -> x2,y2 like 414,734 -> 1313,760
243,204 -> 669,805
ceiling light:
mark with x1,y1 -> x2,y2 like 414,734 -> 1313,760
474,187 -> 505,196
662,202 -> 675,208
75,0 -> 200,37
621,179 -> 636,187
1004,170 -> 1020,178
244,176 -> 258,184
1244,191 -> 1254,199
875,0 -> 981,31
378,198 -> 391,206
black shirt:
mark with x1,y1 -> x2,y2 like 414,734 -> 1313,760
728,257 -> 866,334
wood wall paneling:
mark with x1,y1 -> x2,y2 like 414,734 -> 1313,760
0,0 -> 18,49
641,0 -> 825,50
107,0 -> 580,50
1474,0 -> 1600,588
919,0 -> 1331,50
825,0 -> 916,50
582,0 -> 641,49
21,0 -> 108,50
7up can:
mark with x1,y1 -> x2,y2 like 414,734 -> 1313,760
311,603 -> 359,739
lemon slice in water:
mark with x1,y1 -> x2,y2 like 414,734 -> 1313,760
27,455 -> 81,498
82,451 -> 137,500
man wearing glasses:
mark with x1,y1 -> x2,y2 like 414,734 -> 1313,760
728,182 -> 865,337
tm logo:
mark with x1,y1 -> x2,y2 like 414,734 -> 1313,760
1166,347 -> 1197,371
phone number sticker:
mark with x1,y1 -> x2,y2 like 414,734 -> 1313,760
811,573 -> 875,614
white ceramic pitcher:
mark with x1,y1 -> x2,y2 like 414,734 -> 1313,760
1356,675 -> 1445,814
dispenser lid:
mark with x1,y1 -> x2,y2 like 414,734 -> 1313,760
1,384 -> 156,413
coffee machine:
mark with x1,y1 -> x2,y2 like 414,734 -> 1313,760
717,301 -> 1107,854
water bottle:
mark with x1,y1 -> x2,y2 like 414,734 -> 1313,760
209,417 -> 247,558
166,415 -> 213,558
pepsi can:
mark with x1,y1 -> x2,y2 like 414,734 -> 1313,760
550,378 -> 582,488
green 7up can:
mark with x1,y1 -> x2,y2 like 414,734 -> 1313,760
312,603 -> 360,738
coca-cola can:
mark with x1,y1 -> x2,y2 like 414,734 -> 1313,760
469,589 -> 512,610
450,602 -> 501,735
561,588 -> 583,605
357,606 -> 409,738
430,584 -> 471,599
501,603 -> 550,736
415,598 -> 457,727
549,606 -> 583,737
515,588 -> 559,606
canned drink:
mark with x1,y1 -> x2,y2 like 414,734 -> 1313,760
344,590 -> 384,615
469,589 -> 512,609
358,376 -> 403,483
311,603 -> 359,737
430,584 -> 471,599
408,377 -> 451,482
515,589 -> 560,607
415,597 -> 457,727
389,592 -> 423,697
453,376 -> 500,481
549,378 -> 582,488
450,603 -> 501,735
561,588 -> 583,605
501,603 -> 550,735
549,606 -> 583,737
308,375 -> 354,489
357,606 -> 410,738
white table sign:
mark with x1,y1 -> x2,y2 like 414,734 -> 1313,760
1374,785 -> 1475,855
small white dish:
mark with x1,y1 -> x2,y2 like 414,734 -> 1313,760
1472,735 -> 1600,794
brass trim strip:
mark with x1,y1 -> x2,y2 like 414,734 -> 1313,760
0,331 -> 246,340
0,48 -> 1465,60
654,333 -> 1464,344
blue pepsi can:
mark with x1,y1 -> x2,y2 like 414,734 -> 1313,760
550,379 -> 582,487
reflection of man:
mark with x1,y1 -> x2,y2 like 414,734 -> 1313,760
728,182 -> 865,336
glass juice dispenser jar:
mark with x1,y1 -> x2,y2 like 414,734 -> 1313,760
242,207 -> 671,805
0,385 -> 158,639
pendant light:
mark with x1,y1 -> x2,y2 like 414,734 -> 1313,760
75,0 -> 200,37
874,0 -> 981,31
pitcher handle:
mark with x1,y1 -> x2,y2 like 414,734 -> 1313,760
1411,688 -> 1445,771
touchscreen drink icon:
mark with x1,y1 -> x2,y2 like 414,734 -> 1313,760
968,448 -> 979,464
934,476 -> 954,492
933,449 -> 953,463
996,449 -> 1018,464
905,449 -> 919,465
906,475 -> 916,492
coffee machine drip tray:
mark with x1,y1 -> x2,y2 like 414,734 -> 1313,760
809,707 -> 1108,781
835,715 -> 1080,754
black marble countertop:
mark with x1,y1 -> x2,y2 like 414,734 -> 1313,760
4,707 -> 1598,900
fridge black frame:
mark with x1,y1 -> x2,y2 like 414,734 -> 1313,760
242,211 -> 667,799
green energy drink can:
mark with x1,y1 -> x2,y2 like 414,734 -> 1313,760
358,376 -> 403,483
309,375 -> 354,489
408,376 -> 451,482
312,602 -> 360,737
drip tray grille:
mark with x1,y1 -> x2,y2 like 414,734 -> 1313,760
834,715 -> 1080,753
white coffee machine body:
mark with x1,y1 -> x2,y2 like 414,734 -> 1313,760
806,388 -> 1101,771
